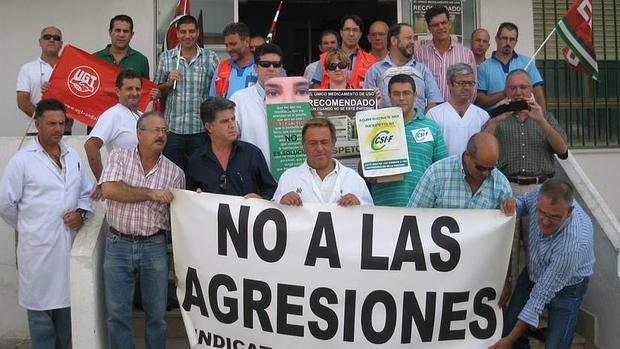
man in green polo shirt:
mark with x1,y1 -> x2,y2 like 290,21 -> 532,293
371,74 -> 448,207
94,14 -> 150,79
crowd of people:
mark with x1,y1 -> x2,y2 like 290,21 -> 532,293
2,6 -> 595,349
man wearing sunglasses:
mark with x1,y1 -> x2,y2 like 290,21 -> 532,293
187,96 -> 276,198
230,43 -> 284,167
17,26 -> 73,135
427,63 -> 489,156
407,132 -> 512,211
491,179 -> 593,349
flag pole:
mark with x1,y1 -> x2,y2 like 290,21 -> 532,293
266,1 -> 284,43
17,111 -> 36,150
525,22 -> 560,70
173,45 -> 181,91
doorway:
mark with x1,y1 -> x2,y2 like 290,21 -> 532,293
239,0 -> 398,76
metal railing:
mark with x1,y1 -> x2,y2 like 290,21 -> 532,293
534,0 -> 619,148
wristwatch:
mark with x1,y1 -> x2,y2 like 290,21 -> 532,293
76,208 -> 88,221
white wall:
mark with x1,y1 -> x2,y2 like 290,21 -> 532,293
0,0 -> 156,137
478,0 -> 536,57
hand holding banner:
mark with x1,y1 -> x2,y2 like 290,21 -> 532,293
171,190 -> 514,348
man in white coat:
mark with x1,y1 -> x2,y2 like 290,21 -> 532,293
0,98 -> 92,348
230,43 -> 284,167
273,118 -> 373,206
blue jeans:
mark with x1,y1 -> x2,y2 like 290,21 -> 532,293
163,131 -> 206,182
104,230 -> 169,349
503,268 -> 589,349
27,307 -> 71,349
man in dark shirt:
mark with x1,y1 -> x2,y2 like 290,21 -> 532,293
188,96 -> 277,198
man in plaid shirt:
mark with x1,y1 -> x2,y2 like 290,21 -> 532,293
407,132 -> 513,210
100,112 -> 185,349
155,14 -> 219,176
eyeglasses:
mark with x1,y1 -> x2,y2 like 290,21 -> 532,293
256,60 -> 283,68
342,28 -> 361,34
41,34 -> 62,41
390,90 -> 414,98
453,81 -> 476,87
536,207 -> 566,223
219,173 -> 227,193
326,62 -> 348,71
368,32 -> 387,38
141,127 -> 168,134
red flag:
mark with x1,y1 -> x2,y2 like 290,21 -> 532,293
42,45 -> 157,127
556,0 -> 598,79
163,0 -> 191,51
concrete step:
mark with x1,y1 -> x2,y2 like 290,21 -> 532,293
529,332 -> 586,349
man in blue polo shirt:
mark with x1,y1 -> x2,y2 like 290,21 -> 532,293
371,74 -> 448,207
210,22 -> 257,98
476,22 -> 546,111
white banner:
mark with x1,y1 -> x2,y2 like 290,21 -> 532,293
171,190 -> 514,349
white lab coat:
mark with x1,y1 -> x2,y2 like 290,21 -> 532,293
0,139 -> 92,310
273,160 -> 373,206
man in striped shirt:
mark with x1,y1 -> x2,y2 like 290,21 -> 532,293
155,15 -> 219,175
100,112 -> 185,349
493,179 -> 594,349
414,5 -> 477,102
371,74 -> 448,207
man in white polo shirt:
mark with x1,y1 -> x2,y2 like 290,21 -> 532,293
16,26 -> 73,135
85,69 -> 143,199
427,63 -> 489,156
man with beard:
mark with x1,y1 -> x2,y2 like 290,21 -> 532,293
17,26 -> 73,135
210,22 -> 257,98
414,5 -> 476,102
230,43 -> 284,167
85,69 -> 144,200
100,112 -> 184,349
312,14 -> 376,89
476,22 -> 546,111
364,23 -> 443,112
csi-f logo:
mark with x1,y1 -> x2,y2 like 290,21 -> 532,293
371,130 -> 394,150
67,66 -> 100,98
414,128 -> 430,142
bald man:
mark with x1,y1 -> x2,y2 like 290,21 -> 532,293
407,132 -> 513,210
368,20 -> 389,60
470,28 -> 490,66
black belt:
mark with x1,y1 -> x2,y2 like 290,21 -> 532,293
507,175 -> 550,185
109,227 -> 166,241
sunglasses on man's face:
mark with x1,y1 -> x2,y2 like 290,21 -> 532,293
256,60 -> 283,68
326,62 -> 348,71
41,34 -> 62,41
